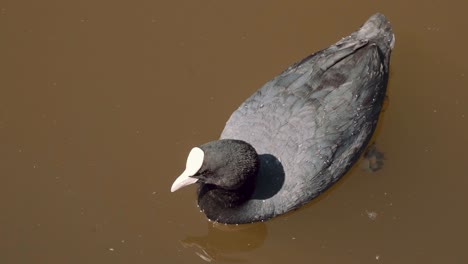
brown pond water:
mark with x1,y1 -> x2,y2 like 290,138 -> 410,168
1,0 -> 468,263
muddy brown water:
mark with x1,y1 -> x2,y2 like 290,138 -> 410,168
1,1 -> 468,263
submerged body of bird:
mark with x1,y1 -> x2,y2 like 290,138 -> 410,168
171,13 -> 394,224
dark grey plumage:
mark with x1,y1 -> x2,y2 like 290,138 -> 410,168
193,13 -> 394,224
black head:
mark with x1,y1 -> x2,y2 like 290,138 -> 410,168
171,139 -> 260,194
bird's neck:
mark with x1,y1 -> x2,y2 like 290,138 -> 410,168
198,177 -> 256,209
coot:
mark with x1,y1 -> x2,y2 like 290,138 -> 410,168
171,13 -> 394,224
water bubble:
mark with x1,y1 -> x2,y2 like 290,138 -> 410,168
366,210 -> 378,220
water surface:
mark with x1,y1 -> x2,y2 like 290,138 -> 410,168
1,1 -> 468,263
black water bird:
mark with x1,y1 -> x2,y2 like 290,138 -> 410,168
171,13 -> 394,224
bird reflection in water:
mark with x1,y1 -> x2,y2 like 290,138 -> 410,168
181,222 -> 268,262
